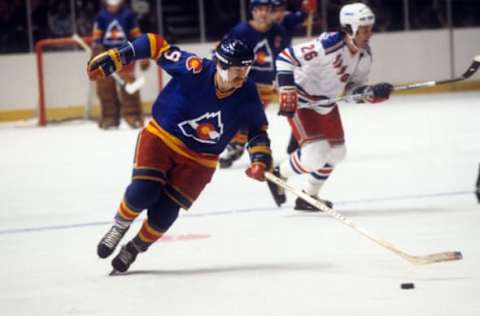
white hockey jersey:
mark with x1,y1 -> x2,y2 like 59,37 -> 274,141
276,32 -> 372,114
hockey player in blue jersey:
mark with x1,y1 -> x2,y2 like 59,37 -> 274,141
88,34 -> 273,273
271,0 -> 314,46
219,0 -> 289,169
92,0 -> 149,129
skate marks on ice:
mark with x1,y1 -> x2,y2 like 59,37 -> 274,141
108,261 -> 335,277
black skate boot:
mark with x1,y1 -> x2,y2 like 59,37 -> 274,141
267,166 -> 287,207
219,143 -> 245,168
286,133 -> 299,154
97,219 -> 130,259
111,240 -> 145,273
294,194 -> 333,212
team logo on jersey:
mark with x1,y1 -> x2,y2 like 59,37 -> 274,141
178,112 -> 223,144
104,20 -> 127,46
186,56 -> 203,74
253,39 -> 274,71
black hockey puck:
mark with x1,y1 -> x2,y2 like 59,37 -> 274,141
401,283 -> 415,290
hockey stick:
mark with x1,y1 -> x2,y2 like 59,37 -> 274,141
306,13 -> 314,38
265,172 -> 463,265
72,34 -> 145,94
315,54 -> 480,106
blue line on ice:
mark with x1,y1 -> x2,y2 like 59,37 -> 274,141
0,190 -> 473,235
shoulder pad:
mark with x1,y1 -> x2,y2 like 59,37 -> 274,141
319,32 -> 345,55
320,32 -> 345,50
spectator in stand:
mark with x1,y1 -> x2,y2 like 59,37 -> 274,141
48,0 -> 73,38
411,0 -> 446,30
76,1 -> 97,37
31,0 -> 50,42
0,0 -> 9,53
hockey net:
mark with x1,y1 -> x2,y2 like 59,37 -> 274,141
35,36 -> 163,126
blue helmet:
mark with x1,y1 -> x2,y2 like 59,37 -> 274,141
271,0 -> 285,7
215,37 -> 254,69
249,0 -> 271,11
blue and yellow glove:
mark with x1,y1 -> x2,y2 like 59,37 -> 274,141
87,44 -> 135,80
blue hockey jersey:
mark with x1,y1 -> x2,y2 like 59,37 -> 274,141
282,11 -> 308,46
227,21 -> 288,85
129,35 -> 269,159
92,7 -> 141,48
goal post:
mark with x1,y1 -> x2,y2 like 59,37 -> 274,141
35,36 -> 163,126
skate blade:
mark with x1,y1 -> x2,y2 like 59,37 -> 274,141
109,269 -> 122,276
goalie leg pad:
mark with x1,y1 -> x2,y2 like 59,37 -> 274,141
97,76 -> 120,128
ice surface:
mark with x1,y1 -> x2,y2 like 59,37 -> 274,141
1,92 -> 480,316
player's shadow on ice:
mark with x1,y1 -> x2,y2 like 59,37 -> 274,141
285,207 -> 465,219
118,262 -> 334,277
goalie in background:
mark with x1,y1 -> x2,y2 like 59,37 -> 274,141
268,2 -> 393,211
91,0 -> 149,129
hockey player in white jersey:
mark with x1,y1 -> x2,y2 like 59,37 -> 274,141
268,2 -> 393,211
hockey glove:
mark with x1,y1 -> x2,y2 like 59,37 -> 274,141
278,87 -> 298,117
302,0 -> 317,13
366,82 -> 394,103
246,131 -> 272,182
87,44 -> 135,81
246,163 -> 267,182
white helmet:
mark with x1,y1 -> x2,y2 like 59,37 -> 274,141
339,3 -> 375,37
106,0 -> 123,6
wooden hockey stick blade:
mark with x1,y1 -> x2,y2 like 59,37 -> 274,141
459,55 -> 480,79
265,172 -> 463,265
402,251 -> 463,265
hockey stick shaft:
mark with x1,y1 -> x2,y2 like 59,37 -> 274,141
72,34 -> 144,94
306,13 -> 313,38
315,54 -> 480,106
265,172 -> 463,265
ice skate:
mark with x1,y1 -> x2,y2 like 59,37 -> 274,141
98,117 -> 120,130
125,115 -> 144,129
97,219 -> 130,258
111,240 -> 143,273
294,194 -> 333,212
267,166 -> 287,207
219,143 -> 245,168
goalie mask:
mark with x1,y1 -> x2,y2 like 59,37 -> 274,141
215,37 -> 254,83
106,0 -> 123,6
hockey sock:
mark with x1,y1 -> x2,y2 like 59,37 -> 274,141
133,219 -> 165,251
115,198 -> 141,223
305,164 -> 333,196
115,179 -> 165,222
280,149 -> 308,178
